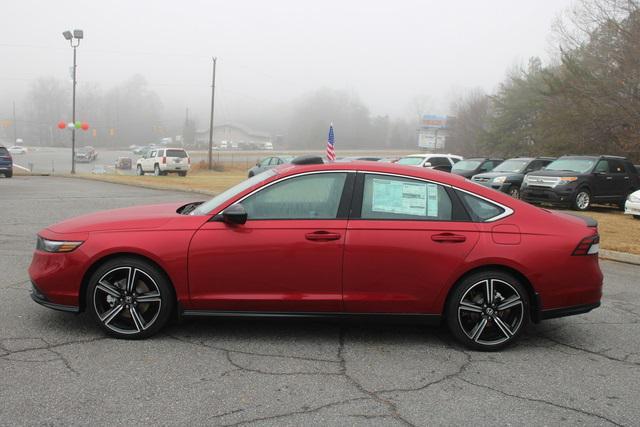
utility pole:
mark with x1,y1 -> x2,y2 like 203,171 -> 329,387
208,57 -> 217,170
12,101 -> 17,144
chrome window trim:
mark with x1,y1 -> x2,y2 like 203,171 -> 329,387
356,171 -> 514,223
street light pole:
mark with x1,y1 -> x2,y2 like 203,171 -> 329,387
71,45 -> 77,174
62,29 -> 83,174
208,57 -> 217,170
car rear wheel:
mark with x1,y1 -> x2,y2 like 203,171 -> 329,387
446,271 -> 529,351
508,186 -> 520,199
178,171 -> 187,177
573,189 -> 591,211
86,257 -> 174,339
136,165 -> 144,176
634,215 -> 640,220
5,171 -> 12,178
154,164 -> 161,176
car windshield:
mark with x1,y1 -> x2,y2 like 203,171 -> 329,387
396,157 -> 424,166
493,159 -> 529,173
166,149 -> 188,158
545,158 -> 595,173
191,169 -> 277,215
452,159 -> 482,171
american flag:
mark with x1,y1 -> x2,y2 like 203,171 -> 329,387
326,123 -> 336,161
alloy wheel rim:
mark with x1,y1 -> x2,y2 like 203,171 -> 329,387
93,266 -> 162,335
457,279 -> 524,346
577,192 -> 589,209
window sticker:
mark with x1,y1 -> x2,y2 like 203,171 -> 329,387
427,184 -> 439,217
371,178 -> 428,216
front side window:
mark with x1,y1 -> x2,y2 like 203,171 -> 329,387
242,172 -> 348,219
594,160 -> 610,174
361,174 -> 452,220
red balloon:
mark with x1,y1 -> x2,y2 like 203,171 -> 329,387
81,122 -> 89,131
57,120 -> 66,130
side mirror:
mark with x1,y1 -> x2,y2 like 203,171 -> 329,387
423,162 -> 432,167
221,204 -> 247,225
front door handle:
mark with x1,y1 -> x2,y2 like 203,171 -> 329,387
431,233 -> 466,243
305,231 -> 341,241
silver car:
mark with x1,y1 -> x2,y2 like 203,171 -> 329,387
248,156 -> 293,177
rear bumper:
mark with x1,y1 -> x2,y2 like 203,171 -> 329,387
540,302 -> 600,320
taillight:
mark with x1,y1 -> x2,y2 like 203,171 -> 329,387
572,234 -> 599,256
162,156 -> 166,164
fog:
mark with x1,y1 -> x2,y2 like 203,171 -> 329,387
1,0 -> 573,146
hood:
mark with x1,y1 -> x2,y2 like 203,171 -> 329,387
48,202 -> 188,234
473,171 -> 524,180
525,169 -> 587,178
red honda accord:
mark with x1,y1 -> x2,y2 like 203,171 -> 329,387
28,157 -> 602,350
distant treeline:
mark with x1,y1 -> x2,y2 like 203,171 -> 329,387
447,0 -> 640,162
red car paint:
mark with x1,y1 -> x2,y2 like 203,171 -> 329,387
28,161 -> 602,319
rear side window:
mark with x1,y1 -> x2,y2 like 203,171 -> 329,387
361,174 -> 452,220
166,149 -> 187,158
457,191 -> 505,222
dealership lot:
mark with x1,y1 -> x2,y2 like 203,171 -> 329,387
1,177 -> 640,425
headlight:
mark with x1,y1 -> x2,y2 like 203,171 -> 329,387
629,193 -> 640,203
36,236 -> 84,253
557,177 -> 578,184
493,176 -> 507,184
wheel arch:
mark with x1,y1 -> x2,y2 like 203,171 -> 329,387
441,264 -> 539,323
78,252 -> 177,313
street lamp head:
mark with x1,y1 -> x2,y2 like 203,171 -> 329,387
73,29 -> 84,39
62,31 -> 73,40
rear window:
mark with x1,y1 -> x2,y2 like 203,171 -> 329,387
0,147 -> 8,156
166,149 -> 188,158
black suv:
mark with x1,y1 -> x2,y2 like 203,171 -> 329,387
0,145 -> 13,178
521,155 -> 640,211
450,157 -> 504,179
471,157 -> 555,198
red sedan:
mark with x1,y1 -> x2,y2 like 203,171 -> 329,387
28,157 -> 602,350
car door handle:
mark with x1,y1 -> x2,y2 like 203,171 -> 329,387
431,233 -> 466,243
605,176 -> 613,180
305,231 -> 341,241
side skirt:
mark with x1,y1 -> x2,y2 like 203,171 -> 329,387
181,310 -> 442,325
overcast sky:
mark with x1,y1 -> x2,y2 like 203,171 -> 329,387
1,0 -> 573,123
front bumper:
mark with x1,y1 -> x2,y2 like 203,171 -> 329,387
624,199 -> 640,217
521,185 -> 575,206
30,282 -> 79,313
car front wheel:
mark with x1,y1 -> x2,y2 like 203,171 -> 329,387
446,271 -> 529,351
573,189 -> 591,211
86,257 -> 174,339
136,165 -> 144,176
154,164 -> 161,176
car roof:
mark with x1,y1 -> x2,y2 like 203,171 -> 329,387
560,154 -> 627,160
402,153 -> 462,158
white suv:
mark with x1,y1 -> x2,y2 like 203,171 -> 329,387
396,153 -> 463,172
136,148 -> 191,177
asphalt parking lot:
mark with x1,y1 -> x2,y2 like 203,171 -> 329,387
1,176 -> 639,426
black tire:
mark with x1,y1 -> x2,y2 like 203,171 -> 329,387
634,215 -> 640,220
179,172 -> 187,177
508,186 -> 520,199
136,165 -> 144,176
5,170 -> 12,178
446,270 -> 529,351
154,164 -> 161,176
86,257 -> 174,339
572,188 -> 591,211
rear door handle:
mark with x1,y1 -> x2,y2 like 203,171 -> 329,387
431,233 -> 466,243
305,231 -> 341,241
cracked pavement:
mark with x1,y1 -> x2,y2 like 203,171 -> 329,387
1,176 -> 639,426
